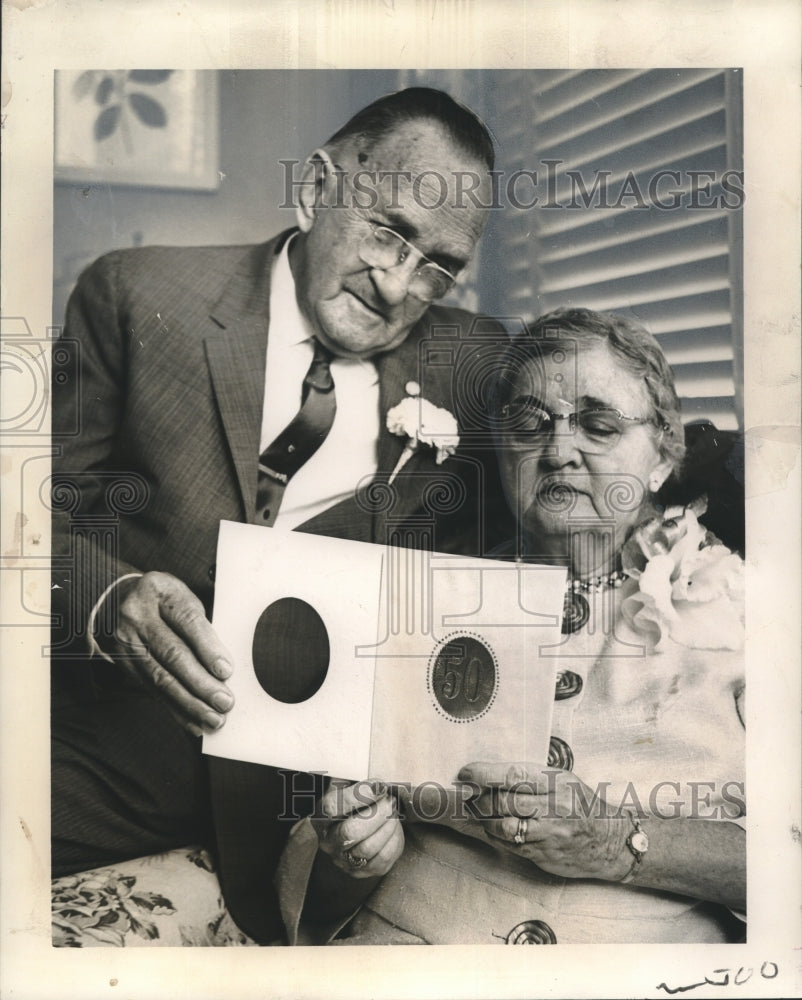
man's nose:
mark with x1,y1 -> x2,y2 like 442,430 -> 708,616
369,255 -> 419,306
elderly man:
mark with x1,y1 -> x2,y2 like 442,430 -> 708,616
51,87 -> 503,942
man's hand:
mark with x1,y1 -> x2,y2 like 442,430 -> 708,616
98,571 -> 235,736
312,780 -> 404,879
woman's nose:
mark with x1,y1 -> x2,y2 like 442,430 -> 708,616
538,425 -> 584,469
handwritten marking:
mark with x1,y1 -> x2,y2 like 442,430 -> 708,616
657,962 -> 779,993
657,981 -> 706,994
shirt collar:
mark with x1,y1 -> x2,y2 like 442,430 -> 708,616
271,235 -> 379,380
271,233 -> 315,349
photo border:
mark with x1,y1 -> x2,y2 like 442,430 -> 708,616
1,2 -> 800,998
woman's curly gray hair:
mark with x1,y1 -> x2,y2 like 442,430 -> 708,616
496,307 -> 686,477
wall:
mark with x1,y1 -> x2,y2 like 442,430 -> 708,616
52,69 -> 400,326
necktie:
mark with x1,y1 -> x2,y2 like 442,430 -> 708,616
255,341 -> 336,526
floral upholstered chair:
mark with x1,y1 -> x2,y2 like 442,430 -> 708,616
52,846 -> 258,947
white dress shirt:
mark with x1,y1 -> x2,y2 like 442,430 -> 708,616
259,236 -> 381,530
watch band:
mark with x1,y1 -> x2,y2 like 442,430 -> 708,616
620,811 -> 649,884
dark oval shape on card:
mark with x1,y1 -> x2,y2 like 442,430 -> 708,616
430,635 -> 497,721
252,598 -> 329,704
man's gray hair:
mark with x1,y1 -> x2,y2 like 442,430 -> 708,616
326,86 -> 495,171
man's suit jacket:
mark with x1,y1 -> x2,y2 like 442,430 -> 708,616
51,229 -> 509,942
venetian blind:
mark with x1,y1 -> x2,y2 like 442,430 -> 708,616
482,69 -> 744,431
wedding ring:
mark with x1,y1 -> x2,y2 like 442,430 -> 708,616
343,850 -> 368,870
513,817 -> 528,845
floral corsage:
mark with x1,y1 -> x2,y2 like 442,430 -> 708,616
386,382 -> 460,484
620,498 -> 744,652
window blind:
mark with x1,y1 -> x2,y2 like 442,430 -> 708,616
481,68 -> 744,431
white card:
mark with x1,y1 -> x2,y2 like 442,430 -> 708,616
204,522 -> 566,786
203,521 -> 382,779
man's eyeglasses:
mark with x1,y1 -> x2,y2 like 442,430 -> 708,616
316,150 -> 460,303
358,222 -> 457,303
497,396 -> 668,454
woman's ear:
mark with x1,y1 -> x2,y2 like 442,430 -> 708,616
295,149 -> 331,233
648,458 -> 673,494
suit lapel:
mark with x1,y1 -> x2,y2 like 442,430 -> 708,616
204,233 -> 293,520
374,348 -> 411,479
204,325 -> 267,520
371,317 -> 454,544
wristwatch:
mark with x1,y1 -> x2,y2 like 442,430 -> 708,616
620,812 -> 649,883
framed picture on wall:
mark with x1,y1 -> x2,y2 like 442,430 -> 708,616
54,69 -> 219,191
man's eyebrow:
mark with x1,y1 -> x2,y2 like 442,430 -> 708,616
379,208 -> 415,234
428,250 -> 469,274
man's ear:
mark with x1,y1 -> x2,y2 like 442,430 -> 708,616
296,149 -> 330,233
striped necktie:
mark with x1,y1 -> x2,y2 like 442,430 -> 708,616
255,340 -> 336,526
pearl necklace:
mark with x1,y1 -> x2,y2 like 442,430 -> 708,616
567,569 -> 629,593
562,570 -> 629,633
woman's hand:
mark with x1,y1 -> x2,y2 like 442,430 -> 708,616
458,762 -> 631,881
311,780 -> 404,879
458,761 -> 746,910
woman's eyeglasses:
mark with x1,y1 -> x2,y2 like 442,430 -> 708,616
358,222 -> 456,302
497,397 -> 668,454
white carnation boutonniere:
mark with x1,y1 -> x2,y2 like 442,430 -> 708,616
620,498 -> 745,652
386,382 -> 460,484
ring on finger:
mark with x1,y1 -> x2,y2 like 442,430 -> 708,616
513,817 -> 528,845
343,850 -> 368,870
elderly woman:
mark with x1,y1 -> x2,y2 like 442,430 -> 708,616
278,307 -> 745,945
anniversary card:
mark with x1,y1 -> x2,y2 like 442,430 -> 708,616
204,521 -> 566,786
